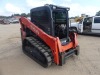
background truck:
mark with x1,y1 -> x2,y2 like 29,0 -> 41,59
78,16 -> 100,34
19,4 -> 79,68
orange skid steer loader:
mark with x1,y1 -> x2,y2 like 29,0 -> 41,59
19,4 -> 79,67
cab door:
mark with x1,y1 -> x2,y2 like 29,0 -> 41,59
92,17 -> 100,33
78,19 -> 83,33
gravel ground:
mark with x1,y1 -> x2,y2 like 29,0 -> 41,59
0,24 -> 100,75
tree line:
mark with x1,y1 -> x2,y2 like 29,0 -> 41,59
0,13 -> 30,18
96,11 -> 100,16
11,13 -> 30,17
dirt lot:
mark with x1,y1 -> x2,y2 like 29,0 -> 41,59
0,24 -> 100,75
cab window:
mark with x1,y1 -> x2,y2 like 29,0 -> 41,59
94,17 -> 100,23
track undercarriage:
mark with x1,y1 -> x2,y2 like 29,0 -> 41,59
22,37 -> 53,67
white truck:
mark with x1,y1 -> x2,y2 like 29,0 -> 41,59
70,16 -> 100,35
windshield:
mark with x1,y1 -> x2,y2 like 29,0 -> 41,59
55,12 -> 66,19
53,10 -> 66,23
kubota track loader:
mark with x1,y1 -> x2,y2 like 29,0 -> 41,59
19,4 -> 79,67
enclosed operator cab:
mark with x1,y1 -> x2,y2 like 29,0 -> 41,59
31,4 -> 70,44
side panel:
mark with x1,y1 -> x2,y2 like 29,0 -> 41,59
30,6 -> 54,36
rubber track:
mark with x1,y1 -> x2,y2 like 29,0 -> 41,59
24,37 -> 53,67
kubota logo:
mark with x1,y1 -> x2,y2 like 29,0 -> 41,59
30,25 -> 39,35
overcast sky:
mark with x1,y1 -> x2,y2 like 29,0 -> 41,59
0,0 -> 100,17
